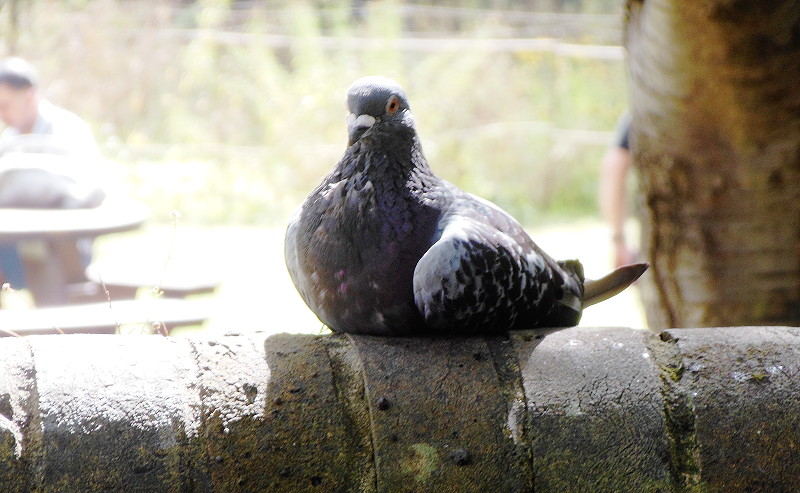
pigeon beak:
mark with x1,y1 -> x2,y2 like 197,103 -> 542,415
347,113 -> 376,146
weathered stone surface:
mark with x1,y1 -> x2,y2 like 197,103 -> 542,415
0,327 -> 799,492
192,334 -> 271,492
212,333 -> 373,492
351,335 -> 533,493
656,326 -> 800,492
29,335 -> 200,492
514,327 -> 671,492
0,337 -> 39,493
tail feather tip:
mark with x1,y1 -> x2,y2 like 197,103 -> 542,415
581,262 -> 649,308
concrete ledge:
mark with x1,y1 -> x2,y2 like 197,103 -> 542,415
1,326 -> 799,492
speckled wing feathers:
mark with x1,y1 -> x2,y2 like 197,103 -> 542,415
413,187 -> 584,334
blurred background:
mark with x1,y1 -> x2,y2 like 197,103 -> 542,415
0,0 -> 643,334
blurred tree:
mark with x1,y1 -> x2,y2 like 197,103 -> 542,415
626,0 -> 800,329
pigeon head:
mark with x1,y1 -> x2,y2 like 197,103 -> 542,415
346,76 -> 413,146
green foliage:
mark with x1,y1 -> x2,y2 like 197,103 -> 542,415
3,0 -> 628,226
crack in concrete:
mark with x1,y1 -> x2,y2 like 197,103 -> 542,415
645,331 -> 703,491
486,335 -> 536,492
336,334 -> 379,493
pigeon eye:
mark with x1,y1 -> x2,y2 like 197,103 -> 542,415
386,97 -> 400,114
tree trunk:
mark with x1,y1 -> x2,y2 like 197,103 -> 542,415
626,0 -> 800,329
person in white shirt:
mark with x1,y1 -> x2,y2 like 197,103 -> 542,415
0,58 -> 98,157
0,57 -> 100,294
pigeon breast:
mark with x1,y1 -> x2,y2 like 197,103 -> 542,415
286,118 -> 445,335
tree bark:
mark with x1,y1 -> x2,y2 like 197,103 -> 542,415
626,0 -> 800,329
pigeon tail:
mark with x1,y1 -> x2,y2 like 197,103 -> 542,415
581,262 -> 649,308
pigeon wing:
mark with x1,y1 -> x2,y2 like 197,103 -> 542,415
413,190 -> 583,334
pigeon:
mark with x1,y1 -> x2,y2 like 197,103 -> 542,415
285,76 -> 648,336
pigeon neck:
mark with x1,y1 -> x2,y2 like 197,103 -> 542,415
341,129 -> 436,182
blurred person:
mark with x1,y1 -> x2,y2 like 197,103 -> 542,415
0,57 -> 101,296
0,58 -> 97,157
599,112 -> 637,268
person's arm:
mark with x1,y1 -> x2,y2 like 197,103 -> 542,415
599,145 -> 635,267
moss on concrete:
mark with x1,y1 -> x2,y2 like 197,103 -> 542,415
645,331 -> 705,492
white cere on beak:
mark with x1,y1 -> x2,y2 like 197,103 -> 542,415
347,113 -> 376,131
